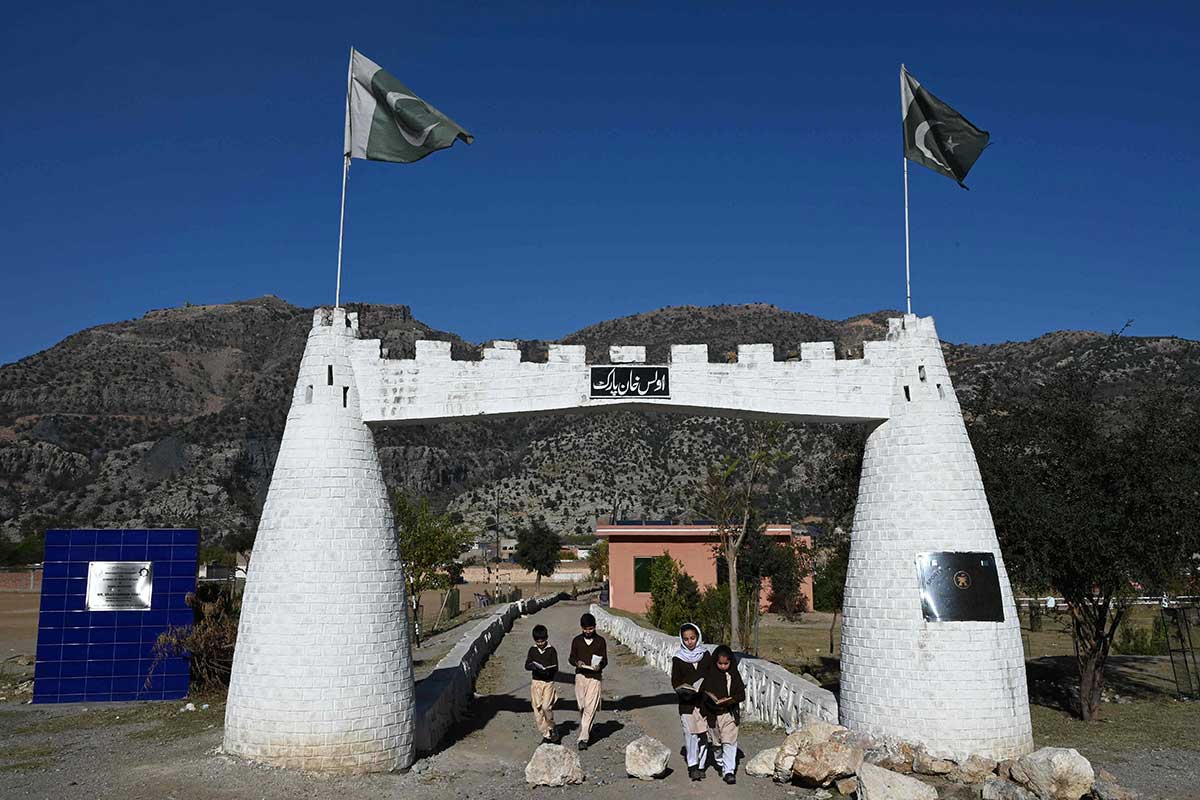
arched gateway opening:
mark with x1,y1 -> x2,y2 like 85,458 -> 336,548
223,306 -> 1033,772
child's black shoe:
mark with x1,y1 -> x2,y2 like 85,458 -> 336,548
723,773 -> 736,785
577,740 -> 588,751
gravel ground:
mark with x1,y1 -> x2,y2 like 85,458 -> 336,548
0,598 -> 1191,799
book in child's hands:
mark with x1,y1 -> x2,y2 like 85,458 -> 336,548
590,654 -> 603,668
529,661 -> 550,671
674,678 -> 704,695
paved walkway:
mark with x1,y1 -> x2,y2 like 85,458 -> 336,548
429,599 -> 805,798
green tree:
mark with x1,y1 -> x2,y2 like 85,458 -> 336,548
514,518 -> 562,593
971,333 -> 1200,720
701,423 -> 781,650
588,539 -> 609,582
394,493 -> 475,644
647,553 -> 701,633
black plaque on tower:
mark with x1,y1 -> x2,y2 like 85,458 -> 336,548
916,551 -> 1005,623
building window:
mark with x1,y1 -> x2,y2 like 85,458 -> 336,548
633,557 -> 655,593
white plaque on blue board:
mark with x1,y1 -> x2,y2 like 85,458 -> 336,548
85,561 -> 153,611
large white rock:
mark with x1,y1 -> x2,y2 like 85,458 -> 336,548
745,747 -> 781,778
1012,747 -> 1095,800
791,741 -> 865,788
624,736 -> 671,780
857,762 -> 938,800
983,777 -> 1038,800
774,720 -> 848,780
525,744 -> 585,786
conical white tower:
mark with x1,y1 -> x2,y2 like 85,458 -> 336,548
839,315 -> 1032,761
223,307 -> 415,772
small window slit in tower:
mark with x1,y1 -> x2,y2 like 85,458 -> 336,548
327,365 -> 334,385
903,385 -> 911,402
918,365 -> 927,382
304,385 -> 313,404
342,386 -> 349,408
937,383 -> 945,400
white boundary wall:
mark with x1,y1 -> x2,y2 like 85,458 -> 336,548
414,594 -> 560,754
589,604 -> 839,729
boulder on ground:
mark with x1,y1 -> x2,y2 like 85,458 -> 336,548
745,747 -> 780,777
862,737 -> 917,774
912,746 -> 955,776
982,777 -> 1037,800
791,741 -> 864,788
857,762 -> 938,800
525,744 -> 585,786
835,776 -> 860,796
1012,747 -> 1094,800
948,753 -> 999,784
624,736 -> 670,780
1092,768 -> 1138,800
774,720 -> 848,781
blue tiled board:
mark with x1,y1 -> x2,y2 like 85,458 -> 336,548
34,529 -> 198,703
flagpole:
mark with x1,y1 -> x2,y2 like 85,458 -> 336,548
335,154 -> 349,308
903,152 -> 911,315
336,47 -> 354,309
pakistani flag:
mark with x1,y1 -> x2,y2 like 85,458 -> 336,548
344,48 -> 473,164
901,66 -> 989,188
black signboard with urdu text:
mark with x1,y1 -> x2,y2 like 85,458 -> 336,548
590,366 -> 669,399
916,551 -> 1005,622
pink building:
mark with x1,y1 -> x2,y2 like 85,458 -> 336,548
596,522 -> 812,615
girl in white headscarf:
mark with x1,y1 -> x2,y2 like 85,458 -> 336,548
670,622 -> 711,780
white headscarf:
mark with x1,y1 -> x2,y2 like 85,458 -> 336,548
674,622 -> 706,664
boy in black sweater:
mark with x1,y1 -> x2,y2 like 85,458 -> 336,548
525,623 -> 559,743
568,612 -> 607,750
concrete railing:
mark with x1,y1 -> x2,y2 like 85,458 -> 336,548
413,593 -> 562,754
589,604 -> 838,730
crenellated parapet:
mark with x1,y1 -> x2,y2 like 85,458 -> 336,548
343,316 -> 958,426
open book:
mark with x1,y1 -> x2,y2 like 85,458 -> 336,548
529,660 -> 552,672
674,678 -> 704,696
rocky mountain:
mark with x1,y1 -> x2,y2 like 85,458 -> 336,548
1,297 -> 1197,554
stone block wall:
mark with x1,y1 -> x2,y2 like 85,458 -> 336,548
839,315 -> 1033,762
223,308 -> 417,773
414,593 -> 561,754
589,605 -> 838,729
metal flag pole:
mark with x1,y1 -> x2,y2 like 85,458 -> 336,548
335,154 -> 350,308
336,47 -> 354,309
903,153 -> 911,315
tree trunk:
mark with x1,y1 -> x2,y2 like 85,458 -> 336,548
535,574 -> 542,594
1029,601 -> 1043,632
1070,598 -> 1123,721
829,609 -> 839,655
727,551 -> 740,649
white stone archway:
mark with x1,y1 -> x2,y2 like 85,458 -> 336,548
223,307 -> 1033,771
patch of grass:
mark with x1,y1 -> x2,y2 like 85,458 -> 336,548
14,706 -> 145,735
0,743 -> 58,773
127,703 -> 223,742
1031,700 -> 1200,758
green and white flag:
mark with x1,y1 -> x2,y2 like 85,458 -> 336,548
344,48 -> 474,164
901,66 -> 989,189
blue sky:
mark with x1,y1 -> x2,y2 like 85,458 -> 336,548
2,2 -> 1197,365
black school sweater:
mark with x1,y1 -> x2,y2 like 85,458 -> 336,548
568,633 -> 608,677
700,661 -> 746,716
525,645 -> 558,682
670,651 -> 712,715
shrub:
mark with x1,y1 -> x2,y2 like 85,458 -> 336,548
647,554 -> 700,633
1113,615 -> 1169,655
150,583 -> 240,690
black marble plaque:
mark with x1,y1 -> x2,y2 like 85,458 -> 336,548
590,366 -> 669,399
916,551 -> 1005,622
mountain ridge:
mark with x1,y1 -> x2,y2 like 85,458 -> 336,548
2,297 -> 1196,550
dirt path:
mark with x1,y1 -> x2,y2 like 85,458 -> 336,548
422,599 -> 804,799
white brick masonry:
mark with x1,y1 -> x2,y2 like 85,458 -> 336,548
839,316 -> 1032,761
590,605 -> 839,730
223,308 -> 416,773
227,308 -> 1031,772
